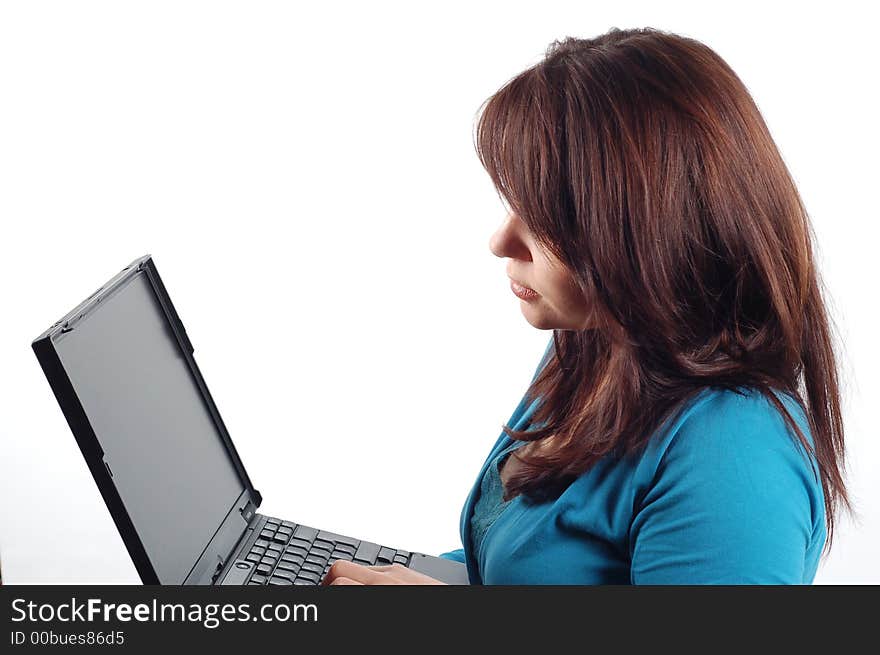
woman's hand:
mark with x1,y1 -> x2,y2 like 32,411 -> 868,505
320,560 -> 447,585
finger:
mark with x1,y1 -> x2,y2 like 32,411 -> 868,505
328,576 -> 363,585
368,563 -> 447,585
321,560 -> 355,585
324,559 -> 386,585
342,562 -> 444,585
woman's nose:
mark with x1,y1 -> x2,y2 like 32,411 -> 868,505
488,224 -> 506,258
489,214 -> 530,260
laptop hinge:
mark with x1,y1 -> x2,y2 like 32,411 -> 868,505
210,502 -> 258,584
210,555 -> 226,584
241,500 -> 257,524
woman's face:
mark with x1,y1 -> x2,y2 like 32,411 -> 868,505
489,212 -> 592,330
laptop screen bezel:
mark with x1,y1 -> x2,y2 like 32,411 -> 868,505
31,254 -> 263,584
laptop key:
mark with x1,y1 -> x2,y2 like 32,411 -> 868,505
300,562 -> 323,575
289,537 -> 312,550
376,547 -> 396,564
293,525 -> 319,542
331,548 -> 354,561
317,530 -> 360,548
281,520 -> 296,529
332,543 -> 356,556
393,554 -> 409,565
255,564 -> 273,575
250,574 -> 267,585
296,570 -> 320,583
245,553 -> 261,563
271,533 -> 289,544
312,539 -> 334,553
354,541 -> 381,564
269,577 -> 292,586
293,579 -> 313,586
305,554 -> 326,567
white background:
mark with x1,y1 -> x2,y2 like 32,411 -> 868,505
1,1 -> 876,584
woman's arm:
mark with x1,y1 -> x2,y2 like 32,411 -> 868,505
437,548 -> 466,563
629,392 -> 826,584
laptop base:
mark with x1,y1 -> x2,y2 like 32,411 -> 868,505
217,514 -> 469,585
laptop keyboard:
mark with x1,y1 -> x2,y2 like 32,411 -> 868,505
243,517 -> 411,586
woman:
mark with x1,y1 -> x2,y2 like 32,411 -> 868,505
321,26 -> 850,585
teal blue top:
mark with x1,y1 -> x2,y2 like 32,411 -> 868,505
470,439 -> 525,563
439,339 -> 827,584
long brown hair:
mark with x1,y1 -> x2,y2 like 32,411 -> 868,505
476,27 -> 851,551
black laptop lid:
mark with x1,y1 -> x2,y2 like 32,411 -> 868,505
38,257 -> 254,583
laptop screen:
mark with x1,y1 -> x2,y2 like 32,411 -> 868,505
53,270 -> 245,583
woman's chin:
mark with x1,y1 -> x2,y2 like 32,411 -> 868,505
520,303 -> 556,330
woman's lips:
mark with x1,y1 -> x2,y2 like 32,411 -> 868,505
510,278 -> 539,301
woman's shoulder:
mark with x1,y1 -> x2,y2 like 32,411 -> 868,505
634,384 -> 825,523
628,385 -> 828,583
674,385 -> 815,458
646,385 -> 814,459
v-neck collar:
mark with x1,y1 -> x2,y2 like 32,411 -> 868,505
459,396 -> 542,584
459,338 -> 555,584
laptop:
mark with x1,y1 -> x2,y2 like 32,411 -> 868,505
31,254 -> 469,586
